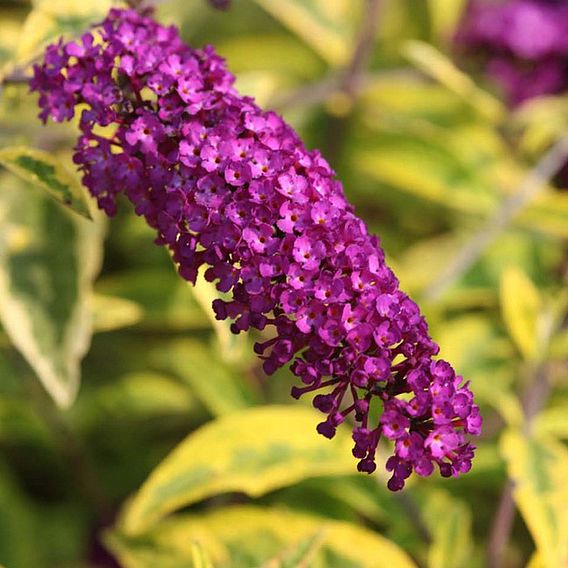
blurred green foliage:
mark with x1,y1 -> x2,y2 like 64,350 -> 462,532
0,0 -> 567,567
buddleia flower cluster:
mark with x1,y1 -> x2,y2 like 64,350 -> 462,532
31,8 -> 481,490
456,0 -> 568,105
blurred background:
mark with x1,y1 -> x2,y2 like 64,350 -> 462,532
0,0 -> 568,567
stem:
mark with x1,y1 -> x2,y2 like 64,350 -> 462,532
486,367 -> 550,568
0,68 -> 31,88
341,0 -> 383,98
207,0 -> 231,9
323,0 -> 382,165
423,131 -> 568,302
272,74 -> 340,112
271,69 -> 418,112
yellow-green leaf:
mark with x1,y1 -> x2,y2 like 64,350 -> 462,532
428,0 -> 467,44
96,269 -> 210,331
217,34 -> 324,81
354,139 -> 496,215
119,405 -> 356,535
74,372 -> 196,423
403,40 -> 505,122
191,273 -> 250,364
233,71 -> 289,108
251,0 -> 355,66
104,533 -> 194,568
526,552 -> 546,568
110,506 -> 416,568
0,173 -> 104,407
191,541 -> 215,568
0,463 -> 43,568
396,234 -> 463,295
0,16 -> 23,67
150,339 -> 258,416
261,530 -> 326,568
0,147 -> 91,219
534,405 -> 568,440
519,191 -> 568,239
92,294 -> 143,333
433,315 -> 497,376
499,267 -> 542,361
513,96 -> 568,156
423,490 -> 473,568
500,429 -> 568,568
17,1 -> 112,62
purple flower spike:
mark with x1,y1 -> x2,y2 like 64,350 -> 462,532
31,8 -> 481,490
456,0 -> 568,105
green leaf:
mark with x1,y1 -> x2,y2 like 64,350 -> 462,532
73,372 -> 196,424
526,552 -> 546,568
109,506 -> 416,568
298,475 -> 387,525
395,234 -> 463,295
433,315 -> 498,374
427,0 -> 467,44
191,541 -> 215,568
233,71 -> 290,108
422,490 -> 473,568
0,15 -> 23,67
361,76 -> 467,124
96,269 -> 209,331
500,429 -> 568,568
217,34 -> 324,81
0,462 -> 43,568
191,273 -> 250,364
251,0 -> 355,66
150,339 -> 258,417
104,533 -> 194,568
518,191 -> 568,239
499,267 -> 542,361
269,530 -> 327,568
92,294 -> 143,333
354,135 -> 498,215
17,0 -> 112,62
513,96 -> 568,156
403,40 -> 505,122
0,147 -> 92,219
475,372 -> 523,428
534,405 -> 568,440
0,173 -> 104,407
118,405 -> 357,535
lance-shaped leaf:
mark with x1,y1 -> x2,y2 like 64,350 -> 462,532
251,0 -> 355,67
260,529 -> 326,568
191,541 -> 215,568
0,173 -> 104,407
403,40 -> 505,122
190,273 -> 250,364
108,506 -> 416,568
427,0 -> 468,44
0,147 -> 91,219
150,339 -> 258,417
501,429 -> 568,568
17,0 -> 113,62
423,490 -> 473,568
500,267 -> 543,361
118,405 -> 356,535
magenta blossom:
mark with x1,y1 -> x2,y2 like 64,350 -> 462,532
31,8 -> 481,490
455,0 -> 568,105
